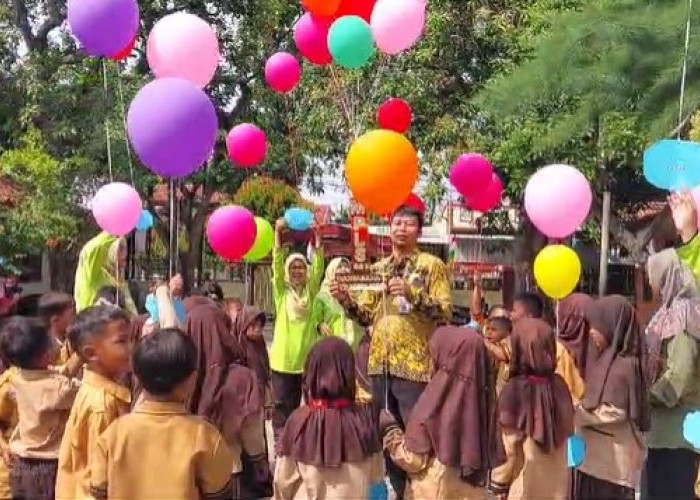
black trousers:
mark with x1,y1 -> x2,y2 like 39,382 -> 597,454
642,448 -> 699,500
270,370 -> 303,445
371,374 -> 427,499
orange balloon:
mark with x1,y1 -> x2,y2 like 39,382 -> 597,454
302,0 -> 341,18
345,130 -> 418,215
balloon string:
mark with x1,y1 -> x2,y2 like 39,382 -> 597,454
283,96 -> 299,184
101,59 -> 114,183
555,299 -> 560,339
169,179 -> 175,279
328,65 -> 356,140
678,0 -> 693,139
115,64 -> 135,185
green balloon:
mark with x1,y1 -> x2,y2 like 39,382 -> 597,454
244,217 -> 274,262
328,15 -> 375,69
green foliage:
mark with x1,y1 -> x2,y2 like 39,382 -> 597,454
0,129 -> 82,258
232,176 -> 312,222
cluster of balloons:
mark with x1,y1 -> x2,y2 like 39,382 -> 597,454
293,0 -> 426,70
524,164 -> 592,299
123,12 -> 221,179
449,154 -> 503,213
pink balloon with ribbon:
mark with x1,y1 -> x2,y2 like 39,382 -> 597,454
265,52 -> 301,94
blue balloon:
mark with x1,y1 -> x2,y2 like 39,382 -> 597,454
567,434 -> 586,468
643,139 -> 700,191
368,481 -> 388,500
136,209 -> 154,232
683,411 -> 700,448
284,207 -> 314,231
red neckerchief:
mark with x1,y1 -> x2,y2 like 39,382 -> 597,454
309,398 -> 352,410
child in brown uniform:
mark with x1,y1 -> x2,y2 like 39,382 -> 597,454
55,305 -> 132,500
485,316 -> 513,395
0,317 -> 81,500
37,292 -> 76,367
89,328 -> 234,500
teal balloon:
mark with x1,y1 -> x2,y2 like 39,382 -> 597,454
244,217 -> 274,262
327,16 -> 375,69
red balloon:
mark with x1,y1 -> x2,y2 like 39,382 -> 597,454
466,174 -> 503,213
377,98 -> 412,133
403,193 -> 425,214
110,36 -> 136,61
333,0 -> 377,21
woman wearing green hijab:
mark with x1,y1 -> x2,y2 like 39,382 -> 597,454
314,257 -> 363,351
74,231 -> 137,315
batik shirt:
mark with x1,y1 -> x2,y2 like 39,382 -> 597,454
345,251 -> 452,382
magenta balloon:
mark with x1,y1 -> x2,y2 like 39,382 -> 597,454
449,153 -> 494,198
67,0 -> 139,57
466,174 -> 503,213
146,12 -> 220,88
524,164 -> 592,239
91,182 -> 142,236
265,52 -> 301,94
127,78 -> 218,178
226,124 -> 267,168
206,205 -> 257,261
293,13 -> 332,66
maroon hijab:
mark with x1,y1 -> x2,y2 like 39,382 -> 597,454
404,326 -> 497,485
185,304 -> 261,434
183,296 -> 215,314
584,295 -> 649,431
558,293 -> 594,376
277,337 -> 381,467
232,306 -> 270,392
498,318 -> 573,453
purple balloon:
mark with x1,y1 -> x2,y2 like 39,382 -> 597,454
127,78 -> 218,178
67,0 -> 139,57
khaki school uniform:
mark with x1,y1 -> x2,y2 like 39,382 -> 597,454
575,404 -> 645,489
384,427 -> 487,500
89,401 -> 233,500
55,370 -> 131,500
0,367 -> 18,499
225,410 -> 266,474
9,369 -> 79,459
274,453 -> 384,500
490,429 -> 568,500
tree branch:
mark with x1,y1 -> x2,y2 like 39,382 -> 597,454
10,0 -> 63,52
590,193 -> 645,262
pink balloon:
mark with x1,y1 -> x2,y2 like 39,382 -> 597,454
524,164 -> 592,239
91,182 -> 142,236
147,12 -> 219,88
265,52 -> 301,94
466,174 -> 503,213
449,153 -> 494,198
370,0 -> 426,55
226,124 -> 267,168
206,205 -> 257,261
293,13 -> 332,66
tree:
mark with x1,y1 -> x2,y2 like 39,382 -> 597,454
232,176 -> 312,221
471,0 -> 695,264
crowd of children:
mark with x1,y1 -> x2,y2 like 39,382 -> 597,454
0,195 -> 698,499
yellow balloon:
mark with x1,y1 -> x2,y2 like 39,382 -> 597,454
534,244 -> 581,299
